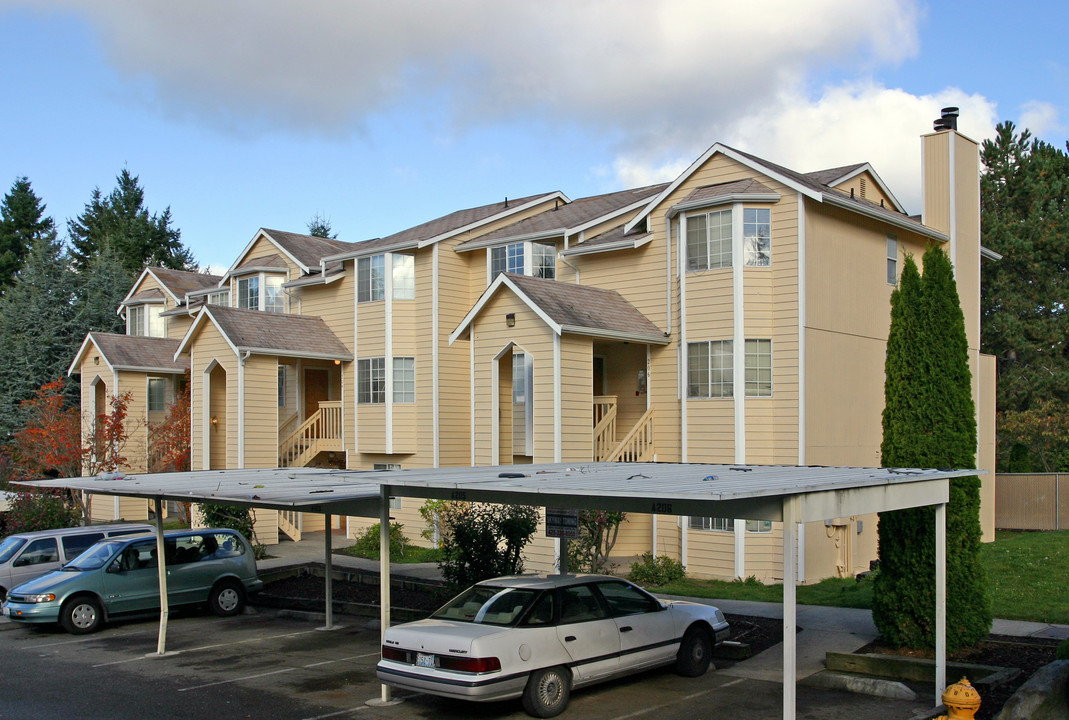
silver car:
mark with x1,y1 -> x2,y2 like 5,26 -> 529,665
376,573 -> 730,718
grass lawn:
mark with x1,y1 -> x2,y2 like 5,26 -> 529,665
644,529 -> 1069,625
336,543 -> 443,564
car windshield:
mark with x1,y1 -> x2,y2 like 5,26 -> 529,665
0,536 -> 27,564
62,540 -> 124,571
431,585 -> 539,626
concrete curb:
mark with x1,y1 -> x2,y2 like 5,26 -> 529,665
804,670 -> 918,700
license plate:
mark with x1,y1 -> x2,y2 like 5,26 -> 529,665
2,607 -> 9,617
416,653 -> 435,668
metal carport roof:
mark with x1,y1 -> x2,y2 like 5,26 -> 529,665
21,461 -> 978,720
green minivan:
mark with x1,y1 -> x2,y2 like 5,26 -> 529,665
1,528 -> 262,634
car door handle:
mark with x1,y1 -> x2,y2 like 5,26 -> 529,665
565,635 -> 577,642
619,626 -> 633,633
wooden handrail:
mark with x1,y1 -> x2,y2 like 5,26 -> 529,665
278,401 -> 342,467
592,396 -> 618,462
605,407 -> 655,462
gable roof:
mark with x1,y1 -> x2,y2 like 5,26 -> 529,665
625,143 -> 941,241
121,267 -> 223,308
176,306 -> 352,362
451,273 -> 668,345
324,191 -> 569,261
454,184 -> 669,252
68,332 -> 188,376
223,228 -> 359,282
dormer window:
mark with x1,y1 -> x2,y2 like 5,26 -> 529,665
128,304 -> 165,337
236,274 -> 285,313
489,241 -> 556,282
686,206 -> 771,271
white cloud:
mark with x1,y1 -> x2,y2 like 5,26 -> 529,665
26,0 -> 920,145
1017,101 -> 1063,139
607,83 -> 999,215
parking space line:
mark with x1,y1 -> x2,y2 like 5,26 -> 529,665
178,651 -> 380,692
720,678 -> 745,688
92,628 -> 324,667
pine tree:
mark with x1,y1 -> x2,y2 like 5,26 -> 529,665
306,213 -> 337,239
68,168 -> 195,274
73,246 -> 133,336
872,247 -> 991,651
0,177 -> 56,295
0,234 -> 80,440
980,122 -> 1069,470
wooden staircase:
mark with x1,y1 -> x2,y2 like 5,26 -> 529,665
593,397 -> 655,462
278,401 -> 343,468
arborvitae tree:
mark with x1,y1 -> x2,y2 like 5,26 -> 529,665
980,122 -> 1069,470
0,235 -> 80,439
68,168 -> 195,274
306,213 -> 337,239
0,177 -> 56,295
872,247 -> 991,651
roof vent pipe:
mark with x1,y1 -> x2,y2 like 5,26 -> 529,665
933,106 -> 959,132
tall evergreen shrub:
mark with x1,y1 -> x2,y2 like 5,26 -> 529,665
872,247 -> 991,651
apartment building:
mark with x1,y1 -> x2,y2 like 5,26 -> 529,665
71,114 -> 996,581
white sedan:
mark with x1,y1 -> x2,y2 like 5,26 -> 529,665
376,573 -> 730,717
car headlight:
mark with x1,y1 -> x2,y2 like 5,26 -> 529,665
22,593 -> 57,603
714,609 -> 726,624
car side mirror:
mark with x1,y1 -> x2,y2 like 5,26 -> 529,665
107,561 -> 122,574
12,556 -> 29,568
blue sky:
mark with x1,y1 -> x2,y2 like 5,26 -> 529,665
1,1 -> 1065,272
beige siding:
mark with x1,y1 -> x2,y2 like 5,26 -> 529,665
242,355 -> 278,468
188,321 -> 239,470
830,170 -> 894,209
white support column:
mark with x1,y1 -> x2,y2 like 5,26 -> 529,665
323,513 -> 333,630
379,485 -> 393,703
935,502 -> 947,704
154,497 -> 169,655
782,497 -> 798,720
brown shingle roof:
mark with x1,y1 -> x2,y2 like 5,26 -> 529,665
503,274 -> 666,342
678,178 -> 776,206
204,306 -> 351,359
150,267 -> 223,297
123,288 -> 166,305
85,333 -> 188,373
456,184 -> 669,249
804,164 -> 867,187
260,229 -> 359,268
232,253 -> 289,274
345,192 -> 559,256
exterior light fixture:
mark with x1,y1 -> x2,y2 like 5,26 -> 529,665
506,313 -> 515,327
210,416 -> 218,427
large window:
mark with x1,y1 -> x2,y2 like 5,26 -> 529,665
392,254 -> 414,300
277,366 -> 286,408
687,340 -> 733,398
264,276 -> 285,313
686,206 -> 772,271
687,209 -> 732,271
743,208 -> 771,266
128,304 -> 165,337
357,358 -> 385,404
238,276 -> 259,310
490,242 -> 555,281
357,255 -> 385,303
689,517 -> 772,533
744,339 -> 772,397
393,357 -> 415,403
147,378 -> 167,412
688,339 -> 772,398
207,290 -> 230,306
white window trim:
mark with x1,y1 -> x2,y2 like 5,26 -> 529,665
486,241 -> 556,284
235,272 -> 287,312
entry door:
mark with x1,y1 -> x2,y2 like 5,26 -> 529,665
304,369 -> 329,420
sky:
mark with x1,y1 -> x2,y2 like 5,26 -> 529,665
1,1 -> 1066,273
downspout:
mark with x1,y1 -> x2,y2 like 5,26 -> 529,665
238,350 -> 250,469
665,215 -> 672,335
559,231 -> 580,284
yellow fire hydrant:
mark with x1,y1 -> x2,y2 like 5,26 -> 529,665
935,677 -> 981,719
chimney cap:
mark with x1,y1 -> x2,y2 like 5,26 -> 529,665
933,107 -> 959,132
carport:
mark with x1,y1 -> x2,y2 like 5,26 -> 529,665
21,461 -> 977,720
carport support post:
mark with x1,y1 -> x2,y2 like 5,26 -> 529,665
782,496 -> 797,720
154,497 -> 169,655
324,512 -> 333,630
935,502 -> 946,704
379,485 -> 392,704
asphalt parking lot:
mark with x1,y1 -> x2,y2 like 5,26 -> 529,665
0,609 -> 934,720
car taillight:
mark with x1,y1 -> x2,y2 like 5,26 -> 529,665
437,655 -> 501,673
381,645 -> 407,662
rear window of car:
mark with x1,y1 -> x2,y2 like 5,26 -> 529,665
62,532 -> 105,561
432,585 -> 539,626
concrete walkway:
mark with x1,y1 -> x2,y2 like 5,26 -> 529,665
256,530 -> 1069,687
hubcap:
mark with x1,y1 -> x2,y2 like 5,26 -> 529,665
71,603 -> 97,629
217,588 -> 240,612
538,673 -> 563,707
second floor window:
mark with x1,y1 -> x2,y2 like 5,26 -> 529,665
686,206 -> 772,271
238,276 -> 259,310
128,304 -> 165,337
237,274 -> 285,312
490,242 -> 556,281
887,234 -> 898,284
207,290 -> 230,306
358,357 -> 415,404
358,253 -> 414,302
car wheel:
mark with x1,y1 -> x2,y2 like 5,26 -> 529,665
521,666 -> 571,718
209,580 -> 245,617
0,586 -> 6,603
61,596 -> 103,635
675,625 -> 713,677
